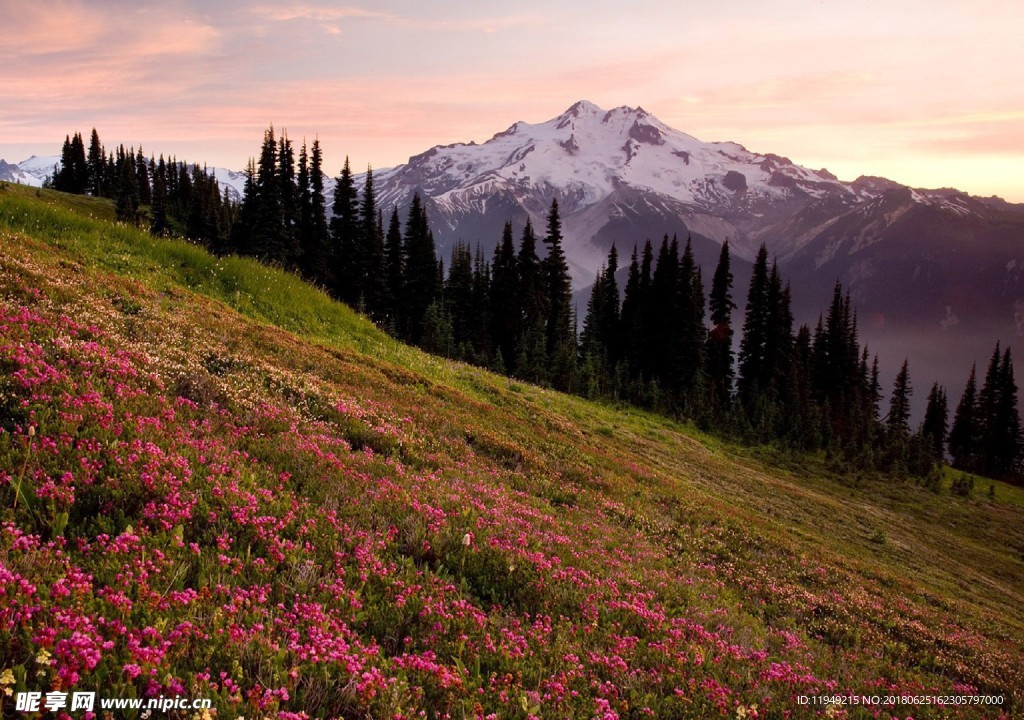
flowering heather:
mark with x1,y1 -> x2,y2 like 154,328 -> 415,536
0,190 -> 1022,718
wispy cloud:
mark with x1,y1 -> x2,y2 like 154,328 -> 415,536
249,4 -> 389,23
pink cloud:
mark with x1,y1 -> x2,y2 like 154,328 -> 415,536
249,4 -> 389,22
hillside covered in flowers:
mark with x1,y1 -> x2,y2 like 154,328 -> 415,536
1,184 -> 1022,718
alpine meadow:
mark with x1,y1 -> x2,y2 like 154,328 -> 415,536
0,163 -> 1022,718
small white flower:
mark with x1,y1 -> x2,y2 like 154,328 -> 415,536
461,532 -> 472,547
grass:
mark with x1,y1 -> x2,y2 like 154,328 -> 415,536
1,182 -> 1022,718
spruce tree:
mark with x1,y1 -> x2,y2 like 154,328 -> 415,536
949,364 -> 979,472
619,243 -> 652,391
677,236 -> 706,412
737,245 -> 770,410
762,264 -> 793,403
359,167 -> 386,317
976,344 -> 1004,474
87,129 -> 105,196
330,157 -> 359,303
986,347 -> 1021,477
470,244 -> 492,362
707,240 -> 736,411
149,166 -> 168,237
71,132 -> 88,193
277,132 -> 300,268
115,154 -> 141,224
542,199 -> 575,390
579,267 -> 609,398
600,245 -> 621,367
445,242 -> 475,357
997,348 -> 1021,476
402,193 -> 439,343
307,139 -> 331,286
490,221 -> 521,373
135,148 -> 152,206
383,207 -> 405,330
887,359 -> 913,437
647,235 -> 679,396
516,218 -> 548,384
251,126 -> 284,261
55,133 -> 88,194
920,382 -> 949,458
230,160 -> 258,256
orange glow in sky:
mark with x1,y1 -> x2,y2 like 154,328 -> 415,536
2,0 -> 1022,201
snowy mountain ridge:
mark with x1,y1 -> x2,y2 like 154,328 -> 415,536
365,101 -> 1014,286
0,154 -> 250,203
378,99 -> 846,215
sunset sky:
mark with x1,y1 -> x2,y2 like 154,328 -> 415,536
2,0 -> 1022,201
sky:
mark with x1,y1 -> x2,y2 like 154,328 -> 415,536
2,0 -> 1023,201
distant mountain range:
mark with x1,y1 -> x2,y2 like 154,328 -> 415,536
0,155 -> 61,187
0,155 -> 251,204
365,101 -> 1024,408
6,101 -> 1023,408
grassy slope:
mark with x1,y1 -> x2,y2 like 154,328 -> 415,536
1,183 -> 1022,718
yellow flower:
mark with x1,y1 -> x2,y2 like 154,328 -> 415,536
0,669 -> 14,686
35,649 -> 51,666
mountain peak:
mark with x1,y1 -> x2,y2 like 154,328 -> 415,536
565,99 -> 603,116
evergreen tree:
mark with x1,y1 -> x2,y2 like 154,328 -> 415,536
647,235 -> 679,396
135,148 -> 152,206
949,364 -> 979,472
976,343 -> 1004,473
149,162 -> 168,236
737,245 -> 770,410
707,240 -> 736,411
230,160 -> 258,256
677,236 -> 706,412
977,346 -> 1022,477
542,199 -> 575,390
812,282 -> 863,443
421,301 -> 454,357
55,133 -> 89,194
115,154 -> 141,224
307,139 -> 331,286
445,242 -> 476,356
402,193 -> 439,343
330,157 -> 359,303
277,132 -> 300,268
762,264 -> 793,402
359,167 -> 386,317
992,347 -> 1021,477
516,218 -> 548,384
469,244 -> 493,362
490,221 -> 521,373
600,245 -> 621,367
579,266 -> 609,396
887,359 -> 913,437
383,207 -> 405,330
251,126 -> 285,261
920,382 -> 949,458
87,129 -> 105,196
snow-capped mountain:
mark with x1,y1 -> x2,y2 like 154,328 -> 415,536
370,100 -> 864,282
369,101 -> 1024,403
208,167 -> 249,203
1,154 -> 249,203
0,155 -> 59,187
